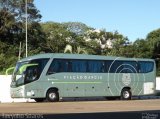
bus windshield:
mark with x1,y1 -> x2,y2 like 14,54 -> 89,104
11,58 -> 49,87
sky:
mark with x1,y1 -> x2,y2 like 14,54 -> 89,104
34,0 -> 160,42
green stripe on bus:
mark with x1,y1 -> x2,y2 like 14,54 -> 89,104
52,82 -> 102,84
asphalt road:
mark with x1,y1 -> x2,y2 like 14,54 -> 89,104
0,99 -> 160,119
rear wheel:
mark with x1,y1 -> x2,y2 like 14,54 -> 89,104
121,88 -> 132,100
46,89 -> 59,102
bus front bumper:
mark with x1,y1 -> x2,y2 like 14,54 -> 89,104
10,86 -> 25,98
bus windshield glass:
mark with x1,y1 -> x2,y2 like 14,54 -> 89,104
11,58 -> 49,87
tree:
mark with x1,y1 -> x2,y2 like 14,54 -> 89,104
146,28 -> 160,76
64,44 -> 87,54
0,0 -> 43,74
103,36 -> 130,56
41,22 -> 75,53
0,9 -> 16,43
0,0 -> 42,42
0,0 -> 41,22
63,22 -> 92,35
146,28 -> 160,58
132,39 -> 151,58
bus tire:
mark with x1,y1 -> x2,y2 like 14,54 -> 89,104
34,98 -> 45,102
121,88 -> 132,100
46,89 -> 59,102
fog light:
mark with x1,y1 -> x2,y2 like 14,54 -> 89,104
31,90 -> 35,96
27,90 -> 35,96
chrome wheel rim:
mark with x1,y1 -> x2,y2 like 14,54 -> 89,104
49,93 -> 56,100
123,91 -> 130,99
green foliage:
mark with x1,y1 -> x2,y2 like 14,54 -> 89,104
0,0 -> 43,74
62,22 -> 92,35
108,38 -> 127,56
132,39 -> 152,58
0,9 -> 16,44
146,28 -> 160,40
146,28 -> 160,76
0,53 -> 6,73
41,22 -> 73,53
0,0 -> 160,75
157,59 -> 160,76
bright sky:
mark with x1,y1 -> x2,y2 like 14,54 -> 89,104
34,0 -> 160,42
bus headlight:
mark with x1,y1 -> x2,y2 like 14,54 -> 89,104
27,90 -> 35,96
20,89 -> 25,97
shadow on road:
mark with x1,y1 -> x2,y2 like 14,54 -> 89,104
43,110 -> 160,119
1,110 -> 160,119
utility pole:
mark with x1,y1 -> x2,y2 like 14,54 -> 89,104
25,0 -> 28,57
18,42 -> 22,60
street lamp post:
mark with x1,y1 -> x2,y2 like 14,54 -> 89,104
25,0 -> 28,57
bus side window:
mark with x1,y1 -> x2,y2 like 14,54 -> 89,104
139,61 -> 154,73
88,60 -> 104,73
71,60 -> 87,72
47,60 -> 59,75
123,61 -> 138,73
59,60 -> 68,72
105,60 -> 112,72
109,61 -> 122,73
102,61 -> 105,73
47,59 -> 69,74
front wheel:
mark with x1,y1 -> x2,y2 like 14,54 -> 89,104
121,88 -> 132,100
46,89 -> 59,102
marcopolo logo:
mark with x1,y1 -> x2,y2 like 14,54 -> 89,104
142,113 -> 159,119
122,73 -> 131,86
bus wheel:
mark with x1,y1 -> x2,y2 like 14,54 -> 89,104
46,89 -> 59,102
34,98 -> 45,102
121,88 -> 131,100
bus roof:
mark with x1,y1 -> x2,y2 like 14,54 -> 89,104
18,53 -> 155,62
